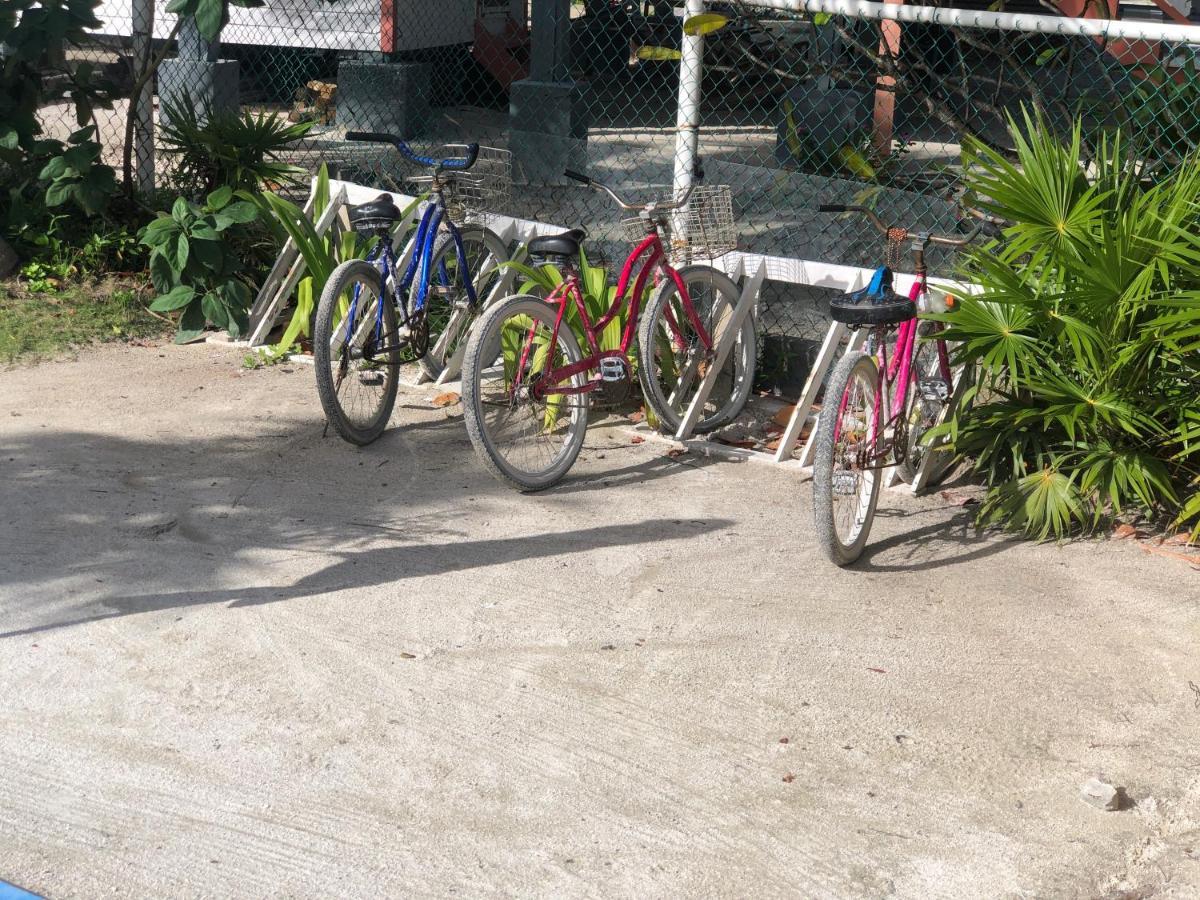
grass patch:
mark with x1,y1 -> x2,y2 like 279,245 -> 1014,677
0,278 -> 168,365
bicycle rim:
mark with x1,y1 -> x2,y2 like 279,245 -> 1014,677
419,226 -> 507,380
316,263 -> 399,442
813,352 -> 881,565
638,265 -> 754,434
464,296 -> 589,491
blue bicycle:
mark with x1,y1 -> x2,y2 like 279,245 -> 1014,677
313,131 -> 510,445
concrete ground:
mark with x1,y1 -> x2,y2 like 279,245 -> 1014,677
2,342 -> 1198,899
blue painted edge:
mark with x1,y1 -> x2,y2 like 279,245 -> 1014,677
0,880 -> 43,900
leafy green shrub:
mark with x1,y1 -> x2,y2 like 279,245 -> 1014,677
931,110 -> 1200,540
0,0 -> 121,243
159,94 -> 313,196
141,187 -> 259,343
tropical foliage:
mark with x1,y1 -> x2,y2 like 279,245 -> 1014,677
930,110 -> 1200,540
246,165 -> 421,352
160,95 -> 314,196
141,186 -> 259,342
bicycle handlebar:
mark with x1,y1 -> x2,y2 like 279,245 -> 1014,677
819,203 -> 982,247
564,158 -> 704,213
345,131 -> 479,171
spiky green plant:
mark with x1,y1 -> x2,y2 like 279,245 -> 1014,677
929,108 -> 1200,540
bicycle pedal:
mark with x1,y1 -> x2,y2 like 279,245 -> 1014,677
599,358 -> 628,382
918,378 -> 950,401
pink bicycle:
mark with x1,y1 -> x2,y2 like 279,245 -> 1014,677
812,204 -> 981,565
461,168 -> 756,491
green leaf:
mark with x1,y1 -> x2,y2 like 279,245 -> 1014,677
149,251 -> 178,293
176,301 -> 208,343
683,12 -> 728,35
149,285 -> 196,311
207,185 -> 233,210
44,180 -> 72,207
38,156 -> 68,180
193,0 -> 224,40
201,291 -> 230,330
165,233 -> 190,273
172,196 -> 193,224
812,12 -> 831,25
636,46 -> 682,61
220,200 -> 258,224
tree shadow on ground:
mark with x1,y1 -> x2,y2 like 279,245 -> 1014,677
1,517 -> 728,640
0,425 -> 729,639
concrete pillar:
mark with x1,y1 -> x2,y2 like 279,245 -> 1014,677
509,0 -> 588,183
158,17 -> 239,126
336,60 -> 432,139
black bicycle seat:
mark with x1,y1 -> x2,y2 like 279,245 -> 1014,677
528,229 -> 586,261
348,194 -> 402,230
830,266 -> 916,327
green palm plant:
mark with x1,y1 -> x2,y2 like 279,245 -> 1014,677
929,108 -> 1200,540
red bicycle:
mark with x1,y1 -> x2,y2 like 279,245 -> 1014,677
461,168 -> 756,491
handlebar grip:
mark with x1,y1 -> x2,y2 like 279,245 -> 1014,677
818,204 -> 846,213
443,142 -> 479,171
345,131 -> 396,144
564,169 -> 592,185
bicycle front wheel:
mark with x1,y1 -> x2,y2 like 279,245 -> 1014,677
812,351 -> 882,566
461,295 -> 590,492
417,225 -> 508,382
313,259 -> 400,446
636,264 -> 756,435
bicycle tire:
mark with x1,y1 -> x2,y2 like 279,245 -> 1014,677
636,264 -> 756,435
813,351 -> 883,566
417,225 -> 509,382
462,294 -> 590,492
896,321 -> 959,488
313,259 -> 400,445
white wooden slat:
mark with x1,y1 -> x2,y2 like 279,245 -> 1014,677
796,326 -> 867,469
247,186 -> 347,347
674,261 -> 766,441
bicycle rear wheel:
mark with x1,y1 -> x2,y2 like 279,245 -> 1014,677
813,351 -> 882,566
896,321 -> 957,489
313,259 -> 401,445
418,225 -> 508,382
636,265 -> 755,435
462,295 -> 590,491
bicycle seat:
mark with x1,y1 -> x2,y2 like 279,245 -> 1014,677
348,194 -> 402,232
830,266 -> 916,327
528,229 -> 586,263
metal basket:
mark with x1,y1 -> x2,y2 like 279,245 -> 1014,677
618,185 -> 735,260
407,144 -> 513,224
672,184 -> 735,260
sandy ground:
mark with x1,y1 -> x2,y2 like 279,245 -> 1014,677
2,342 -> 1199,899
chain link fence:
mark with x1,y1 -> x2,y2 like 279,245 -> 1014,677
31,0 -> 1200,389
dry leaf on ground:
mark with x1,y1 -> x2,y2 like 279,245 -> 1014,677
432,391 -> 460,408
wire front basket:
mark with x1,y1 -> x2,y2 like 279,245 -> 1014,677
618,185 -> 736,261
407,144 -> 512,224
673,184 -> 735,261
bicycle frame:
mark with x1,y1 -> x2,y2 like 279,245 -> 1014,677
520,230 -> 714,399
341,198 -> 480,356
834,274 -> 953,468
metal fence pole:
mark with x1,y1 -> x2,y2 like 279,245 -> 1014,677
672,0 -> 707,207
130,0 -> 155,195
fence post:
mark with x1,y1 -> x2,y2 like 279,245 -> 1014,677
130,0 -> 155,195
672,0 -> 706,206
